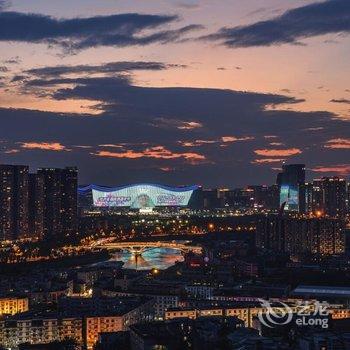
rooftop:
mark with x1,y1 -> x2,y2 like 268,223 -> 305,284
293,285 -> 350,297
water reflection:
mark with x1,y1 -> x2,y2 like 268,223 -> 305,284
109,247 -> 184,270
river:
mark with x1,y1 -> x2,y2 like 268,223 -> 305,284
108,247 -> 184,270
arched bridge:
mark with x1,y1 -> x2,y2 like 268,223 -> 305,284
94,240 -> 202,255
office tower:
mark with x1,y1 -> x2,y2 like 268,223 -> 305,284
0,165 -> 29,241
28,173 -> 44,239
277,163 -> 305,212
38,167 -> 78,239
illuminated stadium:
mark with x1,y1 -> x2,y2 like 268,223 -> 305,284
78,183 -> 199,210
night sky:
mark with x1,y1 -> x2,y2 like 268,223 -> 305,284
0,0 -> 350,187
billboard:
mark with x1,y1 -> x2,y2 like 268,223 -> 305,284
280,185 -> 299,211
83,184 -> 197,208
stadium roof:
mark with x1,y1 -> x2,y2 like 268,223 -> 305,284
78,183 -> 200,193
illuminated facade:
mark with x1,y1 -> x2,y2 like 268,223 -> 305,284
312,177 -> 347,217
277,164 -> 305,212
0,165 -> 29,240
28,173 -> 45,239
0,315 -> 83,349
0,296 -> 29,316
0,165 -> 77,241
85,308 -> 151,349
165,305 -> 299,328
38,167 -> 78,238
79,183 -> 199,210
0,297 -> 152,349
257,215 -> 345,256
0,165 -> 14,241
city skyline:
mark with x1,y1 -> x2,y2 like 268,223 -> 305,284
1,0 -> 350,187
1,3 -> 350,346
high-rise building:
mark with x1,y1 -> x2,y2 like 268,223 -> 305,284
0,165 -> 78,241
256,214 -> 345,257
28,173 -> 44,240
38,168 -> 62,238
0,165 -> 29,240
300,182 -> 313,214
311,179 -> 324,213
319,177 -> 346,217
13,165 -> 29,239
303,177 -> 348,218
38,167 -> 78,238
247,185 -> 280,210
201,188 -> 220,209
277,164 -> 305,212
347,182 -> 350,215
61,167 -> 78,235
0,165 -> 15,241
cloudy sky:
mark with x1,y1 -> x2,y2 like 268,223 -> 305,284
0,0 -> 350,187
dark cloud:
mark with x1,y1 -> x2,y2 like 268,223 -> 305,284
216,66 -> 241,71
25,76 -> 131,89
244,7 -> 269,18
174,1 -> 200,10
11,75 -> 26,82
203,0 -> 350,48
243,7 -> 284,20
280,88 -> 292,93
46,76 -> 305,121
0,11 -> 201,51
0,0 -> 10,11
2,71 -> 350,186
3,56 -> 21,64
25,61 -> 186,78
330,98 -> 350,104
